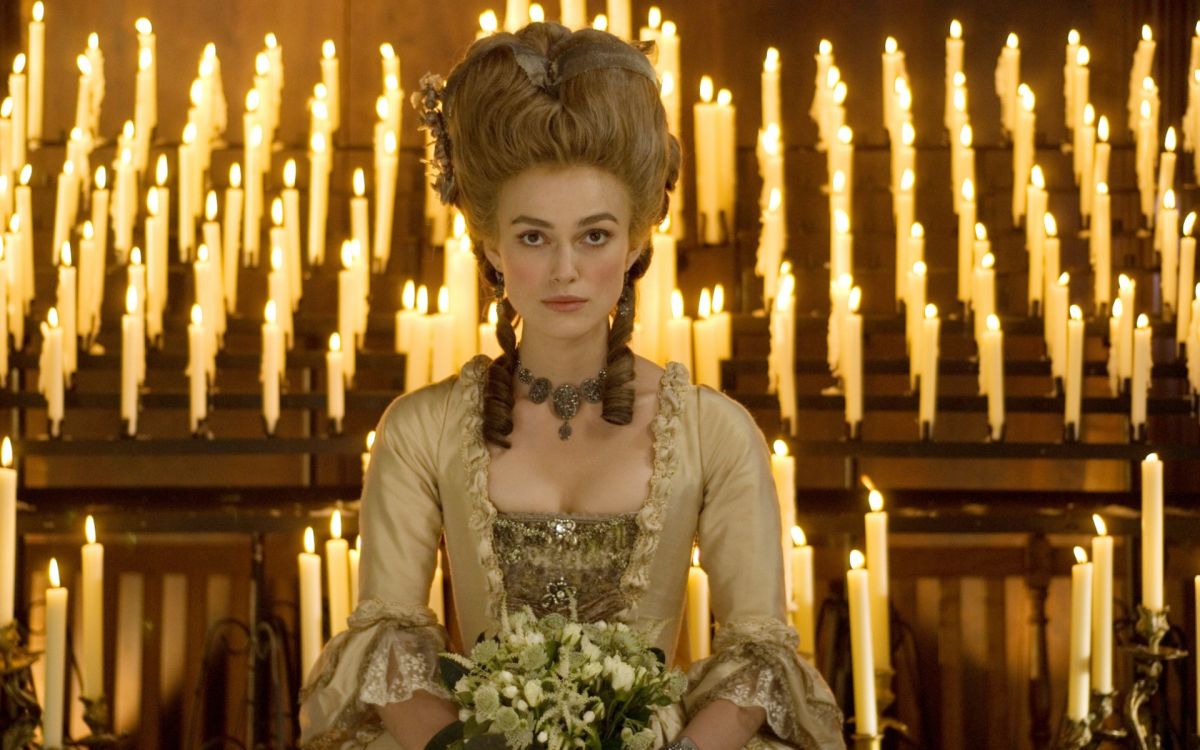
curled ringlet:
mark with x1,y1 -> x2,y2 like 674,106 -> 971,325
422,21 -> 682,448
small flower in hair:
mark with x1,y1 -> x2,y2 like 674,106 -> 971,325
412,72 -> 457,205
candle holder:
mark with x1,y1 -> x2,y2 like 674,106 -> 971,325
874,666 -> 910,739
0,620 -> 42,750
1129,423 -> 1148,443
1088,690 -> 1125,744
1063,422 -> 1079,443
919,420 -> 933,442
1120,606 -> 1187,750
72,694 -> 122,748
851,731 -> 881,750
1051,715 -> 1091,749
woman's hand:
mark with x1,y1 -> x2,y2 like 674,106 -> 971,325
376,689 -> 461,750
678,698 -> 767,750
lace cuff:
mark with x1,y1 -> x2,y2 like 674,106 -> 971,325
298,599 -> 450,750
682,617 -> 844,750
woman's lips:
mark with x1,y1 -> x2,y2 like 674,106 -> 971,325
543,297 -> 587,312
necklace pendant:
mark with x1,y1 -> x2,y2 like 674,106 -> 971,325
558,422 -> 572,440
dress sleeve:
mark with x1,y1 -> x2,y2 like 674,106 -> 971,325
681,388 -> 844,750
299,382 -> 455,749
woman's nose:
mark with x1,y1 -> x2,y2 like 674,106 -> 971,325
550,245 -> 579,284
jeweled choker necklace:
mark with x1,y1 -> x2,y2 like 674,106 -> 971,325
515,358 -> 607,440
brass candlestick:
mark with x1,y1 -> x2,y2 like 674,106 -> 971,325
1121,606 -> 1188,750
0,620 -> 42,750
874,666 -> 909,738
1089,690 -> 1126,745
72,693 -> 122,748
1052,715 -> 1091,750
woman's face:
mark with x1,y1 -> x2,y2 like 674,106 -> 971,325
486,164 -> 639,343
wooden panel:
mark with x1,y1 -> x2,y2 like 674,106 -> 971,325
113,572 -> 145,736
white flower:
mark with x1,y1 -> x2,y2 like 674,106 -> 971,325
499,670 -> 514,683
503,684 -> 520,699
581,661 -> 602,679
610,661 -> 636,692
459,708 -> 472,722
582,710 -> 595,723
516,698 -> 529,711
562,623 -> 582,645
524,680 -> 544,707
537,731 -> 549,743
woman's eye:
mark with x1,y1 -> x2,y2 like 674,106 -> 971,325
583,229 -> 610,245
519,231 -> 544,246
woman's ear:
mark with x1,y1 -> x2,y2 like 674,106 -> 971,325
483,243 -> 503,275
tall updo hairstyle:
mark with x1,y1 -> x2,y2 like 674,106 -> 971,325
421,22 -> 681,448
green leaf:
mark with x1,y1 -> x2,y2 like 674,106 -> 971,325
440,654 -> 472,691
649,647 -> 666,664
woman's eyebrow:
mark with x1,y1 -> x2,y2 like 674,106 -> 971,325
510,212 -> 619,228
511,215 -> 553,228
577,212 -> 618,226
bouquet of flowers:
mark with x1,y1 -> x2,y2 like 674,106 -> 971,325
427,605 -> 689,750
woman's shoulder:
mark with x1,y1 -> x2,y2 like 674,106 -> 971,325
377,356 -> 490,436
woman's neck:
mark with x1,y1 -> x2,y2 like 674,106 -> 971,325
515,324 -> 610,385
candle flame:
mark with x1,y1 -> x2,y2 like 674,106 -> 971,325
772,439 -> 788,457
375,95 -> 388,121
592,13 -> 608,30
834,209 -> 849,235
48,307 -> 59,328
86,515 -> 97,544
826,65 -> 840,89
1164,127 -> 1177,154
366,430 -> 376,450
1068,29 -> 1079,45
717,88 -> 732,107
1184,211 -> 1196,236
249,123 -> 263,148
1006,33 -> 1018,48
529,3 -> 544,22
125,285 -> 137,315
304,527 -> 315,554
1145,452 -> 1159,463
271,244 -> 283,271
77,54 -> 91,76
12,54 -> 24,75
417,285 -> 429,314
1073,546 -> 1088,564
1020,85 -> 1035,112
950,19 -> 961,39
819,39 -> 832,55
1112,298 -> 1123,318
147,188 -> 159,216
662,20 -> 676,37
205,191 -> 218,221
385,131 -> 397,154
699,75 -> 713,103
1092,514 -> 1107,536
353,168 -> 365,197
479,10 -> 498,33
1070,304 -> 1082,321
691,545 -> 701,567
1031,165 -> 1044,189
49,558 -> 60,588
152,154 -> 167,186
712,284 -> 725,315
61,243 -> 72,267
698,287 -> 712,319
911,222 -> 924,239
1077,46 -> 1090,67
986,314 -> 1000,332
850,549 -> 865,570
671,289 -> 684,320
283,159 -> 296,189
975,222 -> 987,241
487,300 -> 498,325
198,244 -> 209,263
131,247 -> 142,265
1096,181 -> 1108,196
961,178 -> 974,202
1142,24 -> 1152,42
885,36 -> 898,54
900,168 -> 915,191
768,188 -> 781,212
982,252 -> 995,270
1137,313 -> 1149,328
833,81 -> 847,105
0,98 -> 10,118
1098,116 -> 1109,142
311,132 -> 327,153
136,17 -> 152,34
1,437 -> 11,468
380,43 -> 396,60
848,285 -> 861,312
837,125 -> 853,145
401,280 -> 416,310
897,122 -> 914,149
191,303 -> 203,326
868,489 -> 884,512
331,509 -> 343,539
17,163 -> 28,186
1082,103 -> 1094,127
1165,189 -> 1176,210
1140,99 -> 1151,120
788,525 -> 807,547
925,303 -> 937,319
764,47 -> 779,72
62,159 -> 74,176
1058,272 -> 1070,286
438,286 -> 449,315
255,51 -> 269,77
322,39 -> 335,59
959,123 -> 972,148
1043,212 -> 1057,237
183,122 -> 197,144
265,299 -> 277,324
832,170 -> 845,193
1119,274 -> 1132,292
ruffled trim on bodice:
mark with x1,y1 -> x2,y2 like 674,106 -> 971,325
458,356 -> 689,630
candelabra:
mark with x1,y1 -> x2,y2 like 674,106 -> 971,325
0,621 -> 41,749
1052,605 -> 1187,749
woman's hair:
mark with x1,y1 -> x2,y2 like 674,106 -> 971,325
433,22 -> 681,448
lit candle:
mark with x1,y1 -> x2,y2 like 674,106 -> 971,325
694,76 -> 721,245
76,222 -> 98,347
194,245 -> 219,370
269,245 -> 292,350
919,304 -> 940,437
1091,514 -> 1113,694
242,122 -> 263,266
944,21 -> 963,131
51,161 -> 78,266
262,301 -> 282,435
405,286 -> 432,392
1178,213 -> 1197,349
1128,25 -> 1156,132
831,125 -> 854,200
1067,546 -> 1093,721
349,535 -> 360,608
0,440 -> 12,626
843,286 -> 863,433
666,289 -> 694,372
133,19 -> 156,172
120,286 -> 140,435
430,286 -> 456,382
1013,85 -> 1035,224
1049,272 -> 1070,387
394,279 -> 417,354
973,251 -> 996,343
1141,453 -> 1164,612
847,549 -> 877,736
958,179 -> 976,306
881,37 -> 903,137
865,490 -> 891,670
1073,94 -> 1095,188
1136,100 -> 1156,223
687,545 -> 711,660
1161,188 -> 1180,317
223,164 -> 243,313
710,283 -> 732,362
772,271 -> 797,429
308,132 -> 330,265
15,166 -> 31,316
1078,102 -> 1096,217
56,244 -> 77,384
43,558 -> 67,749
983,315 -> 1005,441
693,288 -> 721,388
337,244 -> 358,387
771,439 -> 796,604
1093,115 -> 1111,210
790,527 -> 814,658
444,214 -> 479,366
374,132 -> 399,272
429,550 -> 445,625
81,515 -> 104,699
996,33 -> 1021,134
39,308 -> 64,437
1065,31 -> 1080,129
187,304 -> 207,434
350,168 -> 370,275
298,527 -> 322,679
327,332 -> 344,433
906,261 -> 927,390
953,124 -> 974,216
1118,276 -> 1136,386
1093,182 -> 1112,312
1065,305 -> 1085,440
761,47 -> 781,130
362,431 -> 375,476
1132,314 -> 1152,436
326,510 -> 351,637
832,208 -> 852,281
178,124 -> 197,261
320,40 -> 339,132
478,301 -> 502,360
1026,166 -> 1047,314
26,3 -> 43,143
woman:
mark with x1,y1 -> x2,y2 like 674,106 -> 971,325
299,22 -> 842,750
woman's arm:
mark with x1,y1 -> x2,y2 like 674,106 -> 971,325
377,690 -> 460,750
679,698 -> 767,750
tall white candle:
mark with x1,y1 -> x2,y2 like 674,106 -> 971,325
308,132 -> 330,265
120,286 -> 140,435
223,164 -> 243,313
1141,450 -> 1164,612
1093,182 -> 1112,311
430,287 -> 456,382
1026,166 -> 1047,313
1091,515 -> 1114,694
958,179 -> 976,306
694,77 -> 721,245
262,301 -> 282,435
693,288 -> 721,389
919,304 -> 940,436
320,40 -> 339,132
40,308 -> 64,437
326,510 -> 351,637
26,3 -> 44,143
43,558 -> 67,749
790,527 -> 815,658
906,261 -> 927,390
298,528 -> 322,680
349,536 -> 361,608
1131,314 -> 1152,434
770,440 -> 796,605
1161,189 -> 1180,317
187,305 -> 207,434
56,245 -> 77,384
687,546 -> 711,660
81,515 -> 104,699
666,290 -> 694,373
406,286 -> 432,392
1066,547 -> 1093,721
847,549 -> 877,736
995,34 -> 1021,134
0,440 -> 14,626
1065,306 -> 1085,439
843,287 -> 863,431
1178,213 -> 1197,349
1013,86 -> 1036,224
865,491 -> 891,671
1118,276 -> 1136,384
